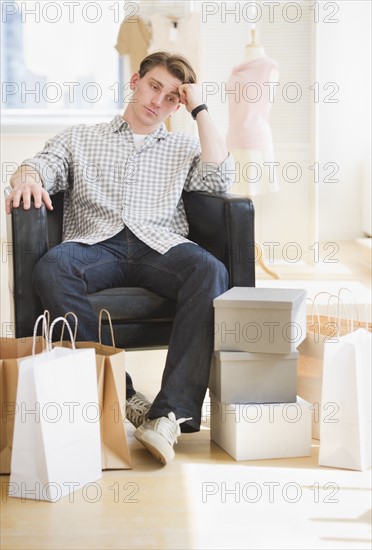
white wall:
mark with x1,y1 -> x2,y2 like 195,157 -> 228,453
317,0 -> 371,241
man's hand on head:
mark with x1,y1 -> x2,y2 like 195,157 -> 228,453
178,84 -> 203,114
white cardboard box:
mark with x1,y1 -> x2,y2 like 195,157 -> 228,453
210,394 -> 312,461
214,287 -> 307,354
209,350 -> 298,404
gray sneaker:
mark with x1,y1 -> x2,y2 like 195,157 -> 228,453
126,392 -> 151,428
134,412 -> 192,465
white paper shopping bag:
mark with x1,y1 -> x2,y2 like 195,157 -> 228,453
298,290 -> 371,440
59,310 -> 132,469
9,317 -> 102,502
319,328 -> 371,471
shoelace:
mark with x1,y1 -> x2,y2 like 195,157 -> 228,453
156,412 -> 192,445
127,395 -> 149,424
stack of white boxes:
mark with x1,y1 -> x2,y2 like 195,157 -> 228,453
209,287 -> 312,461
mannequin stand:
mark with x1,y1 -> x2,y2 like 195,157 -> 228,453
256,244 -> 280,279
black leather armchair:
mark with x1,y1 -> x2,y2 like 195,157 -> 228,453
6,190 -> 255,349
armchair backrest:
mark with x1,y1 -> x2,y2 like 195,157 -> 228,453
183,191 -> 255,287
45,190 -> 256,288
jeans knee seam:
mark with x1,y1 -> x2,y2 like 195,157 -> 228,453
80,257 -> 124,278
131,260 -> 185,283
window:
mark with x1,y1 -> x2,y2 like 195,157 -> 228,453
1,0 -> 125,112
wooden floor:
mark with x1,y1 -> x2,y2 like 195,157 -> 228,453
1,240 -> 371,550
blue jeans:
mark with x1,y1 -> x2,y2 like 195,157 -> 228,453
33,227 -> 228,432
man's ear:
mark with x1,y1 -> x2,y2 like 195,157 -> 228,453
130,72 -> 140,90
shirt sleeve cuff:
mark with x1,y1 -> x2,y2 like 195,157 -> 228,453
197,152 -> 234,174
197,152 -> 235,184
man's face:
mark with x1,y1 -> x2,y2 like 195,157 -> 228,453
129,66 -> 182,130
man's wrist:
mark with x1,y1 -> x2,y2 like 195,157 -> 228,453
191,104 -> 208,120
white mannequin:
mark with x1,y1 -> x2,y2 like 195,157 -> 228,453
243,29 -> 266,62
243,30 -> 280,88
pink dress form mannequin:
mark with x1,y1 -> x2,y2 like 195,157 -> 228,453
227,31 -> 280,196
227,30 -> 280,279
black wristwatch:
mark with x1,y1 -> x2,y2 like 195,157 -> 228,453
191,104 -> 208,120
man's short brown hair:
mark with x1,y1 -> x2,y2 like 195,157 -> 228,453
138,51 -> 197,84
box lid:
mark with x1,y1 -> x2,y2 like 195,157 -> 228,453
214,287 -> 307,310
215,350 -> 299,362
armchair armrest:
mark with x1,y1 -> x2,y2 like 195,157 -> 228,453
183,191 -> 255,287
4,188 -> 64,337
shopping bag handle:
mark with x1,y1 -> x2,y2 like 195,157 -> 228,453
309,292 -> 339,335
337,287 -> 362,331
307,296 -> 321,326
60,311 -> 78,342
307,296 -> 322,338
98,308 -> 116,349
49,318 -> 76,350
43,309 -> 51,331
32,313 -> 50,355
326,294 -> 351,335
310,291 -> 352,336
308,294 -> 342,340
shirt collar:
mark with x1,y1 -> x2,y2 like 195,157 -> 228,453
109,115 -> 168,141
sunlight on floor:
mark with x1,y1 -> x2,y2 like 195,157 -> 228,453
181,461 -> 371,550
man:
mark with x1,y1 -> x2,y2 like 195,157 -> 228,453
5,51 -> 234,465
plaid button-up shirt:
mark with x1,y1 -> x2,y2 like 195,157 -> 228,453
22,115 -> 234,253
